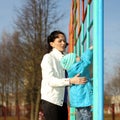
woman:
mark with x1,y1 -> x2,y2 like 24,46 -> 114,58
40,30 -> 86,120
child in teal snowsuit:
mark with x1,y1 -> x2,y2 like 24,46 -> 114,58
60,46 -> 93,120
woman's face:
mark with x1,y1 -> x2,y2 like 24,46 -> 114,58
50,34 -> 67,52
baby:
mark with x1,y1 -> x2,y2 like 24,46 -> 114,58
60,46 -> 93,120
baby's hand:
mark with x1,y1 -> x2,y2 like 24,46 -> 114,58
89,46 -> 93,50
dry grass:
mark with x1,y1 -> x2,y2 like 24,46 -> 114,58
104,114 -> 120,120
0,116 -> 28,120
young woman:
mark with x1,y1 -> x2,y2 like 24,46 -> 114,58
40,30 -> 86,120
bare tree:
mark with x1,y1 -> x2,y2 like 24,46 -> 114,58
0,31 -> 25,116
0,32 -> 14,114
14,0 -> 64,120
105,67 -> 120,96
9,31 -> 25,116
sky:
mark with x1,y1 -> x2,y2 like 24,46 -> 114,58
104,0 -> 120,82
0,0 -> 120,84
0,0 -> 24,37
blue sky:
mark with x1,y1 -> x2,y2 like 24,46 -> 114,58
0,0 -> 120,83
0,0 -> 23,36
104,0 -> 120,82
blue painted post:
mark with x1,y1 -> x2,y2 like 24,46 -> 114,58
87,3 -> 90,49
93,0 -> 104,120
81,23 -> 84,54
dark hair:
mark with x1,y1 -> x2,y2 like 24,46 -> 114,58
47,30 -> 67,52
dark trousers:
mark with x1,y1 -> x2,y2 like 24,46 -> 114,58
41,100 -> 68,120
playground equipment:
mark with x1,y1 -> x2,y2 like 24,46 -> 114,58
68,0 -> 104,120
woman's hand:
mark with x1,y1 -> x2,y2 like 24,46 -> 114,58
39,111 -> 45,120
69,74 -> 87,84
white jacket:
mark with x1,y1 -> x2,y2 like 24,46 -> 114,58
40,48 -> 70,106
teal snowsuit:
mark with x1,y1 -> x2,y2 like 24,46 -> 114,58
68,49 -> 93,107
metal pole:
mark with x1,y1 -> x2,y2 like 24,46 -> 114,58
93,0 -> 104,120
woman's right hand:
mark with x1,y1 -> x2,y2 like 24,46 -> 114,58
69,74 -> 87,84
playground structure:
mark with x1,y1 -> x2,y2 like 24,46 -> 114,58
0,0 -> 120,120
0,0 -> 105,120
68,0 -> 104,120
